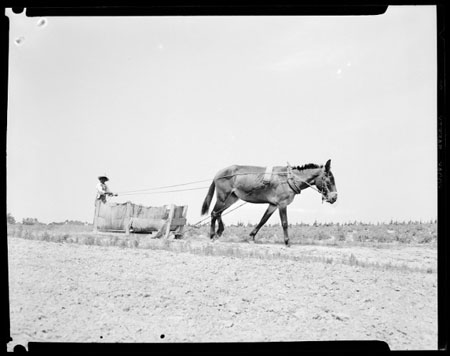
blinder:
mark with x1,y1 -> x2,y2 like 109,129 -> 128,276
316,173 -> 331,202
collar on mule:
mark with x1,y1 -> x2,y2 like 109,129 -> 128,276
286,164 -> 302,194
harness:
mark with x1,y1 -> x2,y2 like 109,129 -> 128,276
263,165 -> 312,196
286,165 -> 302,194
262,166 -> 273,184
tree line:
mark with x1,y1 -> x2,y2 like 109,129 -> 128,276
8,213 -> 436,227
7,213 -> 90,226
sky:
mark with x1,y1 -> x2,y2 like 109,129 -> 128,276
6,6 -> 437,225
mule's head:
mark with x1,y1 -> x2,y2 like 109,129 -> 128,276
314,159 -> 337,204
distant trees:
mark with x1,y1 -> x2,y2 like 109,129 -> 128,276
7,213 -> 15,224
22,217 -> 41,225
7,215 -> 90,226
48,221 -> 65,226
49,220 -> 87,226
235,220 -> 437,228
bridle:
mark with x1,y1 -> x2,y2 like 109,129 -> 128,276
286,164 -> 330,202
318,174 -> 330,203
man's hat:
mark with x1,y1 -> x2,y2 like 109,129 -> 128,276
98,174 -> 109,181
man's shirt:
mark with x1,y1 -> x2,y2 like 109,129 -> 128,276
96,182 -> 111,199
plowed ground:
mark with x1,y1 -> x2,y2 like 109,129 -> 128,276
8,237 -> 437,350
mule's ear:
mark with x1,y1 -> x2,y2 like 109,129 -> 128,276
325,159 -> 331,172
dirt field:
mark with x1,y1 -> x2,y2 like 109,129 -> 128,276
7,236 -> 437,350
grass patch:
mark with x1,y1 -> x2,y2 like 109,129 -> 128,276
8,223 -> 436,274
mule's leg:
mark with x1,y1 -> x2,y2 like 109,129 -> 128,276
209,183 -> 228,240
209,177 -> 236,240
250,204 -> 277,242
210,211 -> 218,240
278,206 -> 290,247
215,193 -> 239,238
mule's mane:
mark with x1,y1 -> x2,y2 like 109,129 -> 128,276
295,163 -> 322,171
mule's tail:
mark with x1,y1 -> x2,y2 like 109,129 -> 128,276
201,181 -> 216,216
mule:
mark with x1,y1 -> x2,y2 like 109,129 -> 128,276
201,159 -> 337,246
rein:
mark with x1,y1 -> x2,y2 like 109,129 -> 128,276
116,165 -> 328,200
